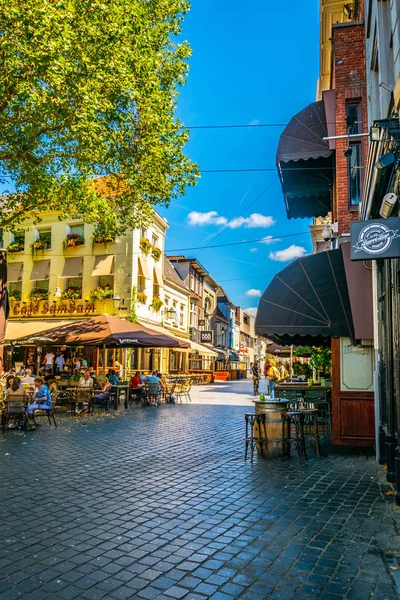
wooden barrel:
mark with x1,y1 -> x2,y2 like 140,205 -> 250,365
252,399 -> 289,456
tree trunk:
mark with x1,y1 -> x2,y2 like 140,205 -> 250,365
0,250 -> 8,367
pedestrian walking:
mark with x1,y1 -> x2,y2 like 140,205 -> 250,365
252,362 -> 260,395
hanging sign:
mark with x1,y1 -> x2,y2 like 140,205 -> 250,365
350,217 -> 400,260
200,330 -> 213,344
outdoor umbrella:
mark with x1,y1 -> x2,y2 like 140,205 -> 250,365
16,315 -> 189,348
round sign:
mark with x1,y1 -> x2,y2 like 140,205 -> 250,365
356,223 -> 394,255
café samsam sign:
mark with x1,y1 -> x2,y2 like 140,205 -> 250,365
10,299 -> 97,318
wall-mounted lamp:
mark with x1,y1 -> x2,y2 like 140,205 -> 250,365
379,193 -> 398,219
375,152 -> 396,170
164,307 -> 177,320
53,275 -> 62,299
343,146 -> 353,158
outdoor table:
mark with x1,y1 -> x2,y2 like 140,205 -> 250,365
111,383 -> 129,409
252,399 -> 290,456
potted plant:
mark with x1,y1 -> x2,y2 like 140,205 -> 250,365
150,295 -> 163,312
61,286 -> 82,300
30,231 -> 51,256
90,285 -> 114,301
29,287 -> 49,302
7,240 -> 24,254
93,234 -> 115,245
63,233 -> 84,249
140,237 -> 151,255
137,291 -> 147,304
151,246 -> 162,261
8,290 -> 21,302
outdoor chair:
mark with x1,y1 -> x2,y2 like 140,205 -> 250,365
31,403 -> 57,428
1,399 -> 27,433
145,382 -> 161,406
92,388 -> 115,413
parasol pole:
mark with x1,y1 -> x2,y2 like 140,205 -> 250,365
290,345 -> 294,378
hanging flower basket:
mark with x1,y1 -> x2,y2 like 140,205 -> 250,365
63,233 -> 85,249
29,288 -> 49,302
7,241 -> 24,254
151,246 -> 162,261
137,291 -> 147,304
94,235 -> 115,245
151,296 -> 163,312
90,285 -> 114,301
8,290 -> 21,302
61,286 -> 82,300
140,237 -> 151,255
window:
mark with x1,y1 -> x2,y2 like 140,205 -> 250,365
204,297 -> 212,316
34,227 -> 52,250
180,304 -> 185,327
152,234 -> 159,248
141,227 -> 147,239
348,143 -> 362,206
8,282 -> 22,301
9,230 -> 25,252
190,302 -> 197,327
137,273 -> 145,292
244,315 -> 249,326
64,277 -> 83,299
165,295 -> 170,307
346,101 -> 362,207
153,282 -> 160,298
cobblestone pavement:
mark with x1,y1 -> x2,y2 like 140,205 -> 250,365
1,402 -> 400,600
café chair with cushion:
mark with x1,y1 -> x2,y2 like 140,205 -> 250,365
145,382 -> 161,406
2,398 -> 27,433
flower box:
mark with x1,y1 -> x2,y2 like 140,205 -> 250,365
7,242 -> 24,254
140,237 -> 151,255
64,233 -> 85,249
90,285 -> 114,301
151,296 -> 163,312
61,286 -> 82,300
29,288 -> 49,302
151,246 -> 162,261
137,291 -> 147,304
8,290 -> 21,301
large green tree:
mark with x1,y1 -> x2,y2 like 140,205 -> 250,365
0,0 -> 198,235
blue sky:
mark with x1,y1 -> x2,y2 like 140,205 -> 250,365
159,0 -> 320,315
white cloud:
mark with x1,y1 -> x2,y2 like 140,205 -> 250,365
249,248 -> 258,253
269,245 -> 307,262
249,119 -> 260,126
188,211 -> 228,226
245,289 -> 262,297
228,213 -> 275,229
260,235 -> 280,245
246,307 -> 258,317
188,211 -> 275,230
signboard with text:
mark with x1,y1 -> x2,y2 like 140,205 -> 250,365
350,217 -> 400,260
200,330 -> 213,345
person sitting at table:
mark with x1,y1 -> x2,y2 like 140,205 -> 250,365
129,371 -> 144,400
147,371 -> 164,391
21,368 -> 35,385
139,371 -> 147,384
16,365 -> 26,377
107,369 -> 119,385
94,379 -> 112,401
78,370 -> 93,388
70,369 -> 81,384
26,377 -> 52,419
5,377 -> 27,424
44,367 -> 54,382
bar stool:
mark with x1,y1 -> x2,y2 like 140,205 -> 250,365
244,413 -> 268,462
305,399 -> 331,433
301,408 -> 321,457
281,411 -> 307,463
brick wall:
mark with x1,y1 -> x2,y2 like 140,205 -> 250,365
332,19 -> 368,234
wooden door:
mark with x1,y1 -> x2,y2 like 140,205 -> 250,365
332,337 -> 375,446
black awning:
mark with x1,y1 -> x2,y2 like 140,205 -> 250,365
255,248 -> 354,345
276,100 -> 334,219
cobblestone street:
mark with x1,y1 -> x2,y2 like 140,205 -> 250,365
1,389 -> 400,600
